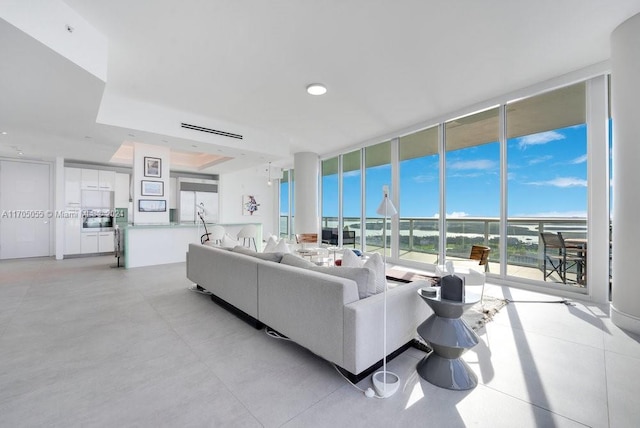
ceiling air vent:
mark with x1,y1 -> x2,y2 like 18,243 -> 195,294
181,123 -> 243,140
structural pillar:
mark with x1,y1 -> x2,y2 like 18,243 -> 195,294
611,13 -> 640,334
293,152 -> 319,235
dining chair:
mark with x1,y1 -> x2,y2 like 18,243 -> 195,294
237,225 -> 257,251
540,232 -> 584,284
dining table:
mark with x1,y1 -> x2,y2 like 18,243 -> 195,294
564,238 -> 587,284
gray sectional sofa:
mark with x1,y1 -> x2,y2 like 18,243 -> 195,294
186,243 -> 431,381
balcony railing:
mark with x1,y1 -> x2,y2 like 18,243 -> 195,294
315,215 -> 588,269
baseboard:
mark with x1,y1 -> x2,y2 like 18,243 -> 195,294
208,292 -> 264,329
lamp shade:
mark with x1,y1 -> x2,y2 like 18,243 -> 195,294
376,195 -> 397,217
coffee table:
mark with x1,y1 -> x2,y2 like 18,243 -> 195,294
416,289 -> 480,390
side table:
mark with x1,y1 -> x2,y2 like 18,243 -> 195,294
416,289 -> 480,390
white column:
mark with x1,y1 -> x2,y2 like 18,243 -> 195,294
611,13 -> 640,334
586,76 -> 610,304
293,152 -> 319,235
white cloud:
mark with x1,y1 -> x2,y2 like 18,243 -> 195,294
517,131 -> 566,149
528,155 -> 553,165
525,177 -> 587,187
342,170 -> 361,178
570,154 -> 587,164
413,174 -> 436,183
448,159 -> 496,170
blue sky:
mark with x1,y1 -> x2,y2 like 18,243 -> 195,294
288,124 -> 588,219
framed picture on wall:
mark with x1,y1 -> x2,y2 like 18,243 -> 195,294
141,180 -> 164,196
138,199 -> 166,212
144,157 -> 161,177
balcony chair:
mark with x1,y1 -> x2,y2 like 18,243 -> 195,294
295,233 -> 318,249
320,228 -> 356,247
540,232 -> 585,284
469,245 -> 491,273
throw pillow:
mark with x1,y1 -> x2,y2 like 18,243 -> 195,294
273,238 -> 291,254
263,235 -> 278,252
340,249 -> 381,296
310,266 -> 373,299
363,252 -> 386,294
280,253 -> 316,268
231,245 -> 283,262
341,249 -> 376,296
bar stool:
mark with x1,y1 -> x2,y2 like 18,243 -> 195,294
237,225 -> 257,251
207,225 -> 226,246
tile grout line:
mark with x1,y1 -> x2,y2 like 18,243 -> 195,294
142,289 -> 266,427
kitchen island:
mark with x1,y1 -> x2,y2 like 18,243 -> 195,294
123,222 -> 262,268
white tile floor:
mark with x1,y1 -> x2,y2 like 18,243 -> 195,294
0,255 -> 638,427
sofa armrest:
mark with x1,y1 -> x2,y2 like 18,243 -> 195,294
257,262 -> 360,368
343,280 -> 432,375
186,243 -> 260,318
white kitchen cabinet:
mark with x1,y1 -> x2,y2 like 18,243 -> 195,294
81,169 -> 99,190
115,173 -> 130,208
64,167 -> 82,206
63,207 -> 82,255
98,231 -> 115,253
81,232 -> 99,254
98,170 -> 116,190
81,231 -> 115,254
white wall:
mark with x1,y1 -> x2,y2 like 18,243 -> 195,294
132,143 -> 170,225
219,165 -> 277,241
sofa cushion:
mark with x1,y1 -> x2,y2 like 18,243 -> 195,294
280,253 -> 316,268
232,245 -> 284,262
341,249 -> 385,295
280,254 -> 371,299
309,266 -> 373,299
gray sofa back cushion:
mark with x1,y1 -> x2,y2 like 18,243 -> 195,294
280,254 -> 371,299
309,266 -> 372,299
232,245 -> 284,263
280,253 -> 316,268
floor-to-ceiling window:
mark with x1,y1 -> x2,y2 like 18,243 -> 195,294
279,169 -> 293,238
365,141 -> 391,255
342,150 -> 362,248
398,126 -> 440,264
321,156 -> 339,233
444,107 -> 501,272
506,82 -> 587,286
316,75 -> 606,296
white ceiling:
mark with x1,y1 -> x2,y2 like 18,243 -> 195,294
2,1 -> 640,173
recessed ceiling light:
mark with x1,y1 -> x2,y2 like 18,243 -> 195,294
17,151 -> 23,156
1,131 -> 7,135
306,83 -> 327,96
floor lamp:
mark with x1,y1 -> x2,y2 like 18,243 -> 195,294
372,185 -> 399,398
